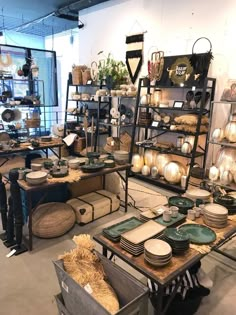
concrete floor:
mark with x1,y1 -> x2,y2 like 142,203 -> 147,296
0,178 -> 236,315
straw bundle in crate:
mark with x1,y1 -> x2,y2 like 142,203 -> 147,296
72,65 -> 87,85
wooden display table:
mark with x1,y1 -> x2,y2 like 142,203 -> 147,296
94,218 -> 236,315
0,139 -> 63,167
17,163 -> 131,251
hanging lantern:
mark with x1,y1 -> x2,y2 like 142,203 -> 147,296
209,165 -> 219,181
131,154 -> 144,173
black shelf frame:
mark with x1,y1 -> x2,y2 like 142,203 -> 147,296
64,79 -> 112,152
130,76 -> 216,192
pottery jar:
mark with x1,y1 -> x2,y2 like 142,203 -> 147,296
225,121 -> 236,142
141,165 -> 151,176
212,128 -> 225,142
163,161 -> 186,184
181,141 -> 192,154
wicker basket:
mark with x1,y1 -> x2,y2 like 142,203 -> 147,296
72,65 -> 87,85
82,69 -> 92,85
25,119 -> 41,128
120,131 -> 132,152
73,137 -> 86,154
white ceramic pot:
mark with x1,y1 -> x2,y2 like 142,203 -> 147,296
181,141 -> 192,154
216,147 -> 236,176
163,161 -> 186,184
155,154 -> 172,176
209,165 -> 219,181
225,121 -> 236,142
220,170 -> 233,185
151,166 -> 158,178
212,128 -> 225,142
141,165 -> 150,176
184,135 -> 195,148
144,150 -> 157,168
131,154 -> 144,173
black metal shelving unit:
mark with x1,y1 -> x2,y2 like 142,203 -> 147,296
130,76 -> 216,193
64,80 -> 112,153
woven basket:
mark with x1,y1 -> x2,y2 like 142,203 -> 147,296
74,137 -> 86,154
32,202 -> 75,238
120,131 -> 131,151
82,69 -> 92,85
25,119 -> 41,128
72,65 -> 87,85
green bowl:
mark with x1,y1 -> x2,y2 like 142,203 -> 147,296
168,196 -> 194,214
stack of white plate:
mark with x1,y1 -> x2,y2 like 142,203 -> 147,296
144,239 -> 172,267
120,220 -> 166,256
185,188 -> 211,201
203,204 -> 228,228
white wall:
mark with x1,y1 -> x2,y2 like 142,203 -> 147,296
77,0 -> 236,100
45,29 -> 80,115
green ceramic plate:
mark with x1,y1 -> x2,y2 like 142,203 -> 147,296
155,213 -> 186,227
179,224 -> 216,244
103,217 -> 143,241
168,196 -> 194,214
164,227 -> 189,242
80,163 -> 105,173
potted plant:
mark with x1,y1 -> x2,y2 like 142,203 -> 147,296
98,52 -> 128,89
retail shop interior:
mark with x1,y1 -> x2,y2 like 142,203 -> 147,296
0,1 -> 236,315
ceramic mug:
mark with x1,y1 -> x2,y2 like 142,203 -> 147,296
187,209 -> 196,221
163,209 -> 172,222
198,204 -> 205,215
169,206 -> 179,218
193,207 -> 201,218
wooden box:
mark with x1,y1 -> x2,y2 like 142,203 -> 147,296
66,190 -> 120,225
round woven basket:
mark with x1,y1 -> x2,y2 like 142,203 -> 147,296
32,202 -> 75,238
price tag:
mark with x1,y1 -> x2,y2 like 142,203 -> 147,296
84,283 -> 93,294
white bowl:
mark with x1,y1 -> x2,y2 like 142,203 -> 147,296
68,159 -> 80,169
31,163 -> 42,171
26,171 -> 47,185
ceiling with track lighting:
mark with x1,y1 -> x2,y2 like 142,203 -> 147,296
0,0 -> 111,37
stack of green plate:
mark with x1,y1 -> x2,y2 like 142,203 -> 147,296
102,217 -> 143,242
163,228 -> 190,255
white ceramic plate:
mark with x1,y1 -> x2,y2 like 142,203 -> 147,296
121,220 -> 166,245
144,239 -> 172,257
185,188 -> 211,200
204,204 -> 228,216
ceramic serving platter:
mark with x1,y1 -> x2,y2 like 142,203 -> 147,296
103,216 -> 143,241
121,220 -> 166,245
155,213 -> 186,227
179,224 -> 216,244
144,239 -> 172,257
164,228 -> 190,242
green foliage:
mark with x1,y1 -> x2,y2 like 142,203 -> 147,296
98,52 -> 128,87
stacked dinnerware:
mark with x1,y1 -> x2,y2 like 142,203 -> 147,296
120,220 -> 166,256
203,204 -> 228,228
163,228 -> 190,255
144,239 -> 172,267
